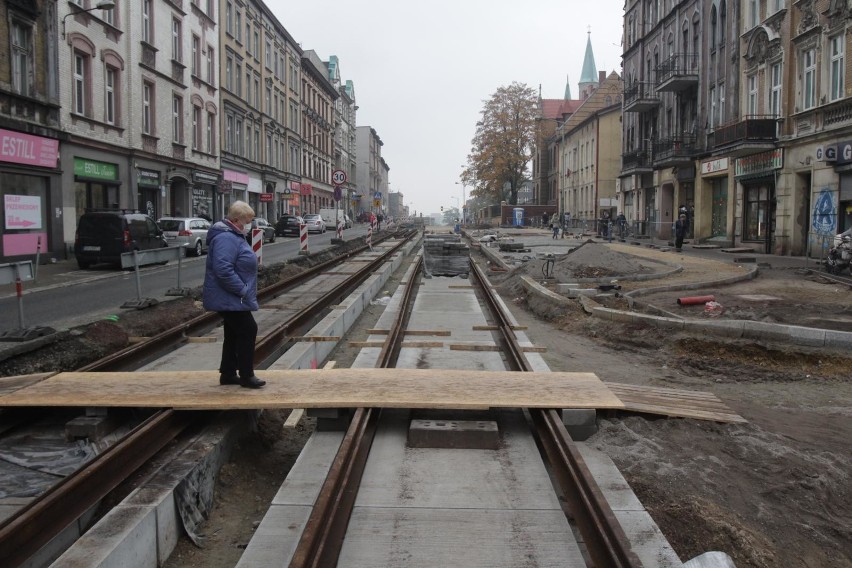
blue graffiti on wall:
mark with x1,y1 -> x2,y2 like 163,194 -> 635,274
812,189 -> 836,235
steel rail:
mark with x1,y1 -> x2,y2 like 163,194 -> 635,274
290,256 -> 423,567
469,259 -> 642,568
1,231 -> 411,567
81,232 -> 402,372
0,409 -> 195,568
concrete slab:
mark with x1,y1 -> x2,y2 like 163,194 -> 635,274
407,419 -> 499,449
338,508 -> 584,568
235,505 -> 312,568
271,431 -> 344,506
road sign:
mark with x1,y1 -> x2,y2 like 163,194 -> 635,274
333,186 -> 342,201
259,193 -> 273,202
332,169 -> 347,186
373,191 -> 382,200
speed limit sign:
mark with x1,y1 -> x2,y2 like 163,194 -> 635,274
332,169 -> 347,186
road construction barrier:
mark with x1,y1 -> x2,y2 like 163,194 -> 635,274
251,228 -> 263,265
337,219 -> 344,240
120,246 -> 186,309
0,261 -> 54,342
367,224 -> 373,250
299,223 -> 309,255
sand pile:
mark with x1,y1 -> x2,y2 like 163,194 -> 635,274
514,241 -> 665,283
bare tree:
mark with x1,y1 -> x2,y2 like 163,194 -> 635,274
463,82 -> 538,206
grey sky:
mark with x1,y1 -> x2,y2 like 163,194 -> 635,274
268,0 -> 625,216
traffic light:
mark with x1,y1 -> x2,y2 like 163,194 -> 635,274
440,206 -> 444,212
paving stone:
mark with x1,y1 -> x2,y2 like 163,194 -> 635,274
408,419 -> 499,450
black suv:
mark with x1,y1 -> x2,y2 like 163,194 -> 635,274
74,210 -> 167,269
275,215 -> 304,237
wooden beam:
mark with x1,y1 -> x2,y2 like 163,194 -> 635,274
366,329 -> 452,336
449,344 -> 545,353
349,341 -> 444,348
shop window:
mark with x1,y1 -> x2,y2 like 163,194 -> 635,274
744,184 -> 771,240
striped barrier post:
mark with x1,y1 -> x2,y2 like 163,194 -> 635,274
337,218 -> 344,240
298,223 -> 309,255
366,224 -> 372,250
251,228 -> 263,265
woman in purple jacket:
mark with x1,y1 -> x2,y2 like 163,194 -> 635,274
202,201 -> 265,389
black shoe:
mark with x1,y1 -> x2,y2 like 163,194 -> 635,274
240,375 -> 266,389
219,373 -> 240,385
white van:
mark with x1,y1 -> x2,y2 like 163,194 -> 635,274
319,208 -> 351,229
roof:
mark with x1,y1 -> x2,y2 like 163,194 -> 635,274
579,34 -> 598,84
541,99 -> 583,120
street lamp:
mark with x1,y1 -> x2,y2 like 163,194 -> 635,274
62,1 -> 115,39
454,181 -> 467,225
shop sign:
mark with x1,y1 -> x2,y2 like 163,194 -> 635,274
4,194 -> 42,230
218,180 -> 233,194
290,181 -> 301,192
300,183 -> 312,196
193,171 -> 219,184
735,149 -> 783,177
832,141 -> 852,165
701,157 -> 729,175
259,193 -> 274,202
0,129 -> 58,168
223,169 -> 249,184
74,158 -> 118,181
137,168 -> 160,188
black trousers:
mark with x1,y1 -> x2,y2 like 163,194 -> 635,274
218,311 -> 258,379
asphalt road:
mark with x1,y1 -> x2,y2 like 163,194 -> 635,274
0,227 -> 361,335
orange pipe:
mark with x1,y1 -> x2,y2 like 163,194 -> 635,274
677,295 -> 715,305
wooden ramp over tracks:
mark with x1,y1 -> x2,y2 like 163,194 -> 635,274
0,369 -> 625,411
607,381 -> 747,423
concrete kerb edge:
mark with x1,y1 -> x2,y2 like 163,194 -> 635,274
520,264 -> 852,349
623,263 -> 759,299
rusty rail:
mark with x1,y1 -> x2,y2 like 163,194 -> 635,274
469,259 -> 642,567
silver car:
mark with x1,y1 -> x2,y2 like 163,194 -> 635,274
158,217 -> 211,256
303,214 -> 326,234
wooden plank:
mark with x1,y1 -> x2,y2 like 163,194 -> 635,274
450,344 -> 545,353
0,372 -> 57,396
366,330 -> 452,337
0,370 -> 624,411
283,408 -> 305,428
606,382 -> 746,423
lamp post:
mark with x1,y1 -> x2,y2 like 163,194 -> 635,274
454,181 -> 467,225
62,1 -> 115,39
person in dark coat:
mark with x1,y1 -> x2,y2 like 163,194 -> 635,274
203,201 -> 265,389
674,213 -> 688,252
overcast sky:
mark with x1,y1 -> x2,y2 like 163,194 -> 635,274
268,0 -> 625,216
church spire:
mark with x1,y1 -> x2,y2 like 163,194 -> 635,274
578,29 -> 598,99
564,74 -> 572,99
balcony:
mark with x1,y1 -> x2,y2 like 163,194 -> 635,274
653,135 -> 697,167
710,116 -> 777,156
656,53 -> 698,92
623,82 -> 660,113
621,149 -> 653,175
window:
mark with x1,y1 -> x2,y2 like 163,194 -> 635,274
771,0 -> 784,13
719,82 -> 726,123
266,132 -> 272,165
245,120 -> 252,159
236,61 -> 242,97
102,2 -> 115,25
253,30 -> 259,60
206,0 -> 214,18
207,111 -> 215,153
265,38 -> 272,69
266,84 -> 272,113
830,35 -> 845,102
803,48 -> 816,110
709,86 -> 716,128
226,55 -> 233,91
192,106 -> 201,149
172,19 -> 182,62
172,95 -> 183,142
73,53 -> 87,115
143,82 -> 153,134
246,22 -> 252,54
142,0 -> 152,43
770,63 -> 782,116
225,2 -> 232,35
254,127 -> 260,162
105,67 -> 116,124
747,74 -> 758,115
235,117 -> 243,155
254,76 -> 260,108
226,115 -> 234,152
235,10 -> 241,42
748,0 -> 758,28
245,69 -> 251,103
192,35 -> 200,76
10,21 -> 32,96
207,46 -> 214,85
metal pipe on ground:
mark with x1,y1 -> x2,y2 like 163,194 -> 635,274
677,295 -> 715,305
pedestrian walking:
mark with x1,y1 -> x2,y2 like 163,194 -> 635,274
551,220 -> 560,239
674,213 -> 688,252
616,212 -> 627,238
542,211 -> 549,228
203,201 -> 266,389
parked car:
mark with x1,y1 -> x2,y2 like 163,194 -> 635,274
74,210 -> 167,269
303,214 -> 326,234
246,217 -> 275,243
158,217 -> 210,256
275,214 -> 304,237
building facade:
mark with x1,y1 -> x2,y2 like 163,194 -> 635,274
355,125 -> 384,220
0,0 -> 64,262
326,56 -> 357,222
299,49 -> 337,216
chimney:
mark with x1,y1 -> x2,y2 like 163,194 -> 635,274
599,70 -> 606,83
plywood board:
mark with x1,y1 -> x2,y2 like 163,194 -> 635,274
606,382 -> 746,423
0,370 -> 623,411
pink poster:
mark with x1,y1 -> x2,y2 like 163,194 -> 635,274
3,232 -> 48,256
0,129 -> 58,168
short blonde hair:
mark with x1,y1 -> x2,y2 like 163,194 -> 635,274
227,201 -> 255,223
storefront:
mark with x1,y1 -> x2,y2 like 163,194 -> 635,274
136,168 -> 161,219
736,149 -> 782,254
0,128 -> 61,261
698,157 -> 731,245
73,157 -> 121,214
192,171 -> 219,220
222,169 -> 249,217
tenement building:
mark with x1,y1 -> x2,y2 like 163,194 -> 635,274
621,0 -> 852,255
